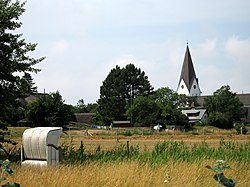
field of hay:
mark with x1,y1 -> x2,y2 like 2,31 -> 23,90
2,127 -> 250,186
7,161 -> 250,187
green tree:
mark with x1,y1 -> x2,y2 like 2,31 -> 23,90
151,87 -> 179,106
0,0 -> 44,119
152,87 -> 189,128
74,99 -> 98,113
177,94 -> 198,108
0,0 -> 44,143
26,91 -> 73,127
98,64 -> 153,124
19,72 -> 37,97
204,85 -> 242,129
76,99 -> 88,113
126,96 -> 161,127
86,103 -> 98,113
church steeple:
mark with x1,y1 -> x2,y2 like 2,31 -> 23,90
177,43 -> 201,96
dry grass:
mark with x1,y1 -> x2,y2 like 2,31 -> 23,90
5,161 -> 249,187
61,133 -> 250,153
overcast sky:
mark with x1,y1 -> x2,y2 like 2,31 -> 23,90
18,0 -> 250,105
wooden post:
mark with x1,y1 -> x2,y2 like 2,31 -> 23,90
126,141 -> 130,158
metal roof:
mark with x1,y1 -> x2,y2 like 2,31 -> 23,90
178,45 -> 197,91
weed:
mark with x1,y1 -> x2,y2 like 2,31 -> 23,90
206,160 -> 236,187
0,153 -> 20,187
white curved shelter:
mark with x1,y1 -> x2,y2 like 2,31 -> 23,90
21,127 -> 62,166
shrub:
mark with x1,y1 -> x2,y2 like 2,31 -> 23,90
0,157 -> 20,187
121,130 -> 132,136
235,123 -> 248,135
194,120 -> 209,127
206,160 -> 236,187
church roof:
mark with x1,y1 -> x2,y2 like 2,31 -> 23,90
178,45 -> 197,91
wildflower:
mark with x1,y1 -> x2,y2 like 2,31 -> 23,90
164,173 -> 170,183
216,160 -> 226,164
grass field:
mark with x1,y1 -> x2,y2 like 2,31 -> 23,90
6,161 -> 250,187
1,126 -> 250,186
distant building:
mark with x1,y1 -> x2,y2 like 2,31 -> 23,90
181,109 -> 208,124
177,43 -> 202,96
112,121 -> 131,128
74,113 -> 94,125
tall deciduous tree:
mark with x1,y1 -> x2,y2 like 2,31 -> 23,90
0,0 -> 44,126
26,91 -> 73,127
98,64 -> 153,124
125,96 -> 161,127
152,87 -> 189,128
204,85 -> 242,129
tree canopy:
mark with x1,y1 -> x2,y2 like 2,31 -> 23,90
125,87 -> 189,128
0,0 -> 44,125
98,64 -> 153,124
204,85 -> 242,128
152,87 -> 189,128
26,91 -> 73,127
126,96 -> 161,127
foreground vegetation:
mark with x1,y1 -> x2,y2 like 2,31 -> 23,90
61,139 -> 250,165
1,126 -> 250,186
5,161 -> 249,187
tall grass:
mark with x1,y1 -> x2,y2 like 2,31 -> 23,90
9,161 -> 250,187
61,139 -> 250,165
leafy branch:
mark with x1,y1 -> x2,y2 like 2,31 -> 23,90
0,149 -> 20,187
206,160 -> 236,187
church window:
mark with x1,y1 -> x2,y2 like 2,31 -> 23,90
181,85 -> 184,89
193,85 -> 196,89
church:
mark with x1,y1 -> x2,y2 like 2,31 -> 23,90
177,43 -> 250,123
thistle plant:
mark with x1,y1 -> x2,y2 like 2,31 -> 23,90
0,149 -> 20,187
206,160 -> 236,187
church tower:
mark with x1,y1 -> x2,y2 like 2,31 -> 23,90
177,44 -> 201,96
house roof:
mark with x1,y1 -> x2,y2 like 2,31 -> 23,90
74,113 -> 94,124
237,93 -> 250,107
113,121 -> 130,124
181,109 -> 207,122
178,45 -> 197,91
197,93 -> 250,107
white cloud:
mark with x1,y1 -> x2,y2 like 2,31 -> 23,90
225,36 -> 250,65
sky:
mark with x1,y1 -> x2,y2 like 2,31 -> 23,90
18,0 -> 250,105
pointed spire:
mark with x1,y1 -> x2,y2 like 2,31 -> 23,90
178,43 -> 197,91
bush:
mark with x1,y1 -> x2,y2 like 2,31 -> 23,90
120,130 -> 132,136
208,112 -> 232,129
194,120 -> 209,127
235,123 -> 248,135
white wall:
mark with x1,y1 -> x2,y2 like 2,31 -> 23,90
177,79 -> 189,95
